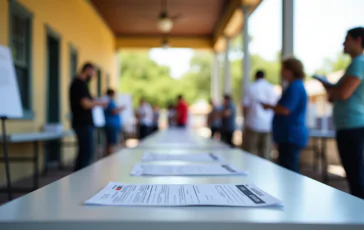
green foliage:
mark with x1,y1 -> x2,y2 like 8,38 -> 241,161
179,52 -> 212,99
119,52 -> 200,108
230,54 -> 281,103
119,52 -> 176,108
315,53 -> 351,75
119,47 -> 282,108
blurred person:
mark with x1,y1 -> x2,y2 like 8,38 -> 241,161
242,70 -> 277,159
152,105 -> 160,133
324,27 -> 364,199
175,95 -> 188,128
220,94 -> 236,147
167,104 -> 176,127
69,62 -> 108,171
262,58 -> 308,173
207,99 -> 221,139
103,89 -> 124,156
136,98 -> 153,139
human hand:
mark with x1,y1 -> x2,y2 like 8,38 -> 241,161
261,102 -> 272,110
100,100 -> 109,108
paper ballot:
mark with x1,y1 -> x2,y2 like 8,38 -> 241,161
141,152 -> 225,162
92,106 -> 106,127
85,182 -> 282,207
130,164 -> 247,176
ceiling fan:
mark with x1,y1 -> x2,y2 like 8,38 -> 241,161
157,0 -> 183,33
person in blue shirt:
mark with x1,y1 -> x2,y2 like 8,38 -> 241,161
104,89 -> 124,156
151,105 -> 160,133
324,27 -> 364,199
262,58 -> 308,173
220,94 -> 236,147
207,99 -> 221,139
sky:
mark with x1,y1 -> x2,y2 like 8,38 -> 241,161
149,0 -> 364,78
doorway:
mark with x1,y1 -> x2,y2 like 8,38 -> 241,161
45,27 -> 61,169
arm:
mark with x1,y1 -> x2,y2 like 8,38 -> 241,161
206,113 -> 212,126
327,76 -> 361,101
262,83 -> 300,116
81,98 -> 107,110
242,89 -> 251,118
243,106 -> 249,118
136,108 -> 146,118
111,106 -> 124,115
223,108 -> 232,117
262,104 -> 290,115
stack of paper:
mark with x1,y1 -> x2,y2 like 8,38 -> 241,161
141,152 -> 225,162
130,164 -> 247,176
85,182 -> 282,207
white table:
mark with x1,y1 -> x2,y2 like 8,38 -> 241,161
136,129 -> 230,149
0,130 -> 74,199
0,142 -> 363,229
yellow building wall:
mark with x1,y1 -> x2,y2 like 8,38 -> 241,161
0,0 -> 117,186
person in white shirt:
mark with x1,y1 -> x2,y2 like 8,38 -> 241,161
242,70 -> 278,159
136,98 -> 153,139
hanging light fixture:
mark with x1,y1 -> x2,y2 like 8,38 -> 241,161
157,0 -> 173,33
157,16 -> 173,33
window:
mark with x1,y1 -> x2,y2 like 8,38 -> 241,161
69,45 -> 78,80
9,0 -> 33,118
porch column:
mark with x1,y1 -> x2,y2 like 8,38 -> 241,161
224,37 -> 231,94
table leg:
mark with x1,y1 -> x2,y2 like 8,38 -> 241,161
321,137 -> 329,183
312,138 -> 320,172
33,141 -> 39,190
43,142 -> 48,176
1,117 -> 12,200
58,139 -> 64,170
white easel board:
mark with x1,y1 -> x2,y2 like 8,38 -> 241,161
0,45 -> 23,118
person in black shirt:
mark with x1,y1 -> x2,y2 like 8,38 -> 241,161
69,63 -> 107,171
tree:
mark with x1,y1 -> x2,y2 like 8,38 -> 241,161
119,52 -> 182,108
179,52 -> 212,100
119,41 -> 281,108
315,53 -> 350,75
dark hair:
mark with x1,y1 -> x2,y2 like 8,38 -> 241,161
177,95 -> 183,100
348,27 -> 364,48
106,88 -> 115,96
255,70 -> 265,79
223,94 -> 231,100
282,58 -> 305,79
81,62 -> 95,72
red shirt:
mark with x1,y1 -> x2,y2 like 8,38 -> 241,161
176,101 -> 188,125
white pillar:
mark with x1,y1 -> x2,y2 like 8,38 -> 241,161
211,52 -> 220,103
224,37 -> 231,94
282,0 -> 294,59
242,6 -> 251,101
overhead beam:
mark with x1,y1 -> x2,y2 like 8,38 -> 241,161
212,0 -> 241,46
115,36 -> 212,50
212,0 -> 262,51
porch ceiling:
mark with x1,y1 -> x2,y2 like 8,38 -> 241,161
89,0 -> 262,50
